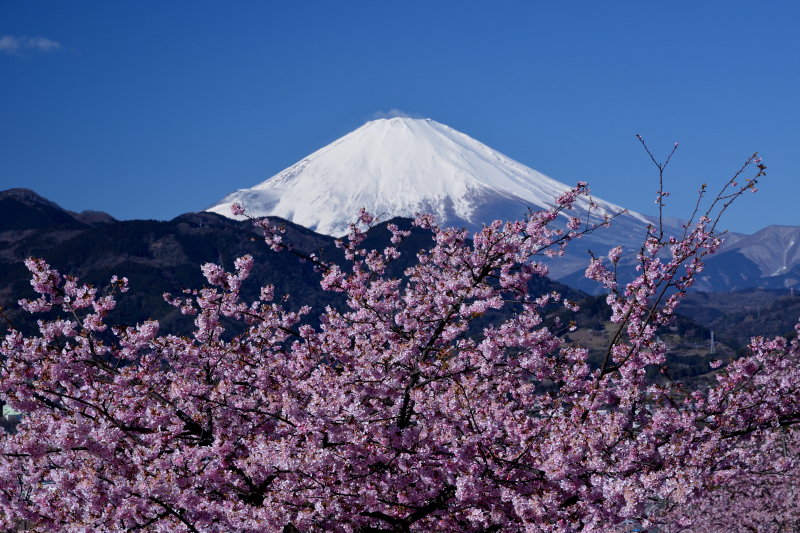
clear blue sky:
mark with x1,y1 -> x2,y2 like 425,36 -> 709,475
1,1 -> 798,234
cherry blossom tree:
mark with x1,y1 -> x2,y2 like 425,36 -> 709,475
1,147 -> 792,533
655,333 -> 800,533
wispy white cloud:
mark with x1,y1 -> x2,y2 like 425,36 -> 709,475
0,35 -> 63,55
370,109 -> 426,120
0,36 -> 21,54
28,36 -> 62,52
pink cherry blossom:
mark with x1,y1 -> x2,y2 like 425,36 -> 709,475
1,152 -> 789,532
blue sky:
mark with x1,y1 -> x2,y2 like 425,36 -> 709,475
1,1 -> 798,234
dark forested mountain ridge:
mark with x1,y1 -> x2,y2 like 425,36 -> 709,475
0,190 -> 344,337
0,189 -> 780,391
0,188 -> 116,231
1,190 -> 583,339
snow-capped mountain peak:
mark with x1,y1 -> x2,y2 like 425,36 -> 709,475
205,117 -> 649,237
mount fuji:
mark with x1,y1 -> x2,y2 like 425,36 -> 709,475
207,118 -> 657,233
205,117 -> 681,278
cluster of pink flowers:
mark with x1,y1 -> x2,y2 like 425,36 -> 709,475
1,153 -> 792,532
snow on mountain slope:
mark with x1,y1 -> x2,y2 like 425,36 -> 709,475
206,117 -> 651,238
718,226 -> 800,277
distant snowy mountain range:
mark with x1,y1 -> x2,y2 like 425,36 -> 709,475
207,116 -> 800,290
205,117 -> 800,292
206,117 -> 686,279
